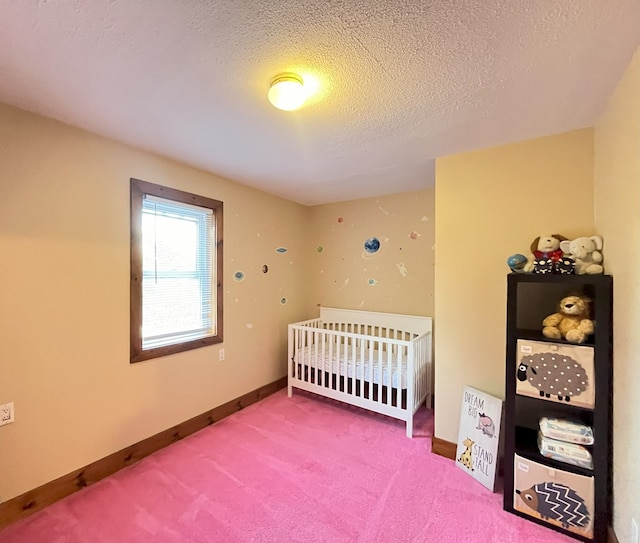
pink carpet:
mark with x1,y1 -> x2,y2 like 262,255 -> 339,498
0,390 -> 575,542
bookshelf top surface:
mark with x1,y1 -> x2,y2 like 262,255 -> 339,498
507,273 -> 612,286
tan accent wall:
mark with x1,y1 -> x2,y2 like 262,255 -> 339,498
594,46 -> 640,543
0,103 -> 310,501
306,189 -> 435,317
434,129 -> 595,443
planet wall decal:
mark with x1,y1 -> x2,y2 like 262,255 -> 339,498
364,237 -> 380,254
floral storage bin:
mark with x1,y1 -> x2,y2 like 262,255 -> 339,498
516,340 -> 595,409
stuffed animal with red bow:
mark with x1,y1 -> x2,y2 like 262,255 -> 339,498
523,234 -> 569,274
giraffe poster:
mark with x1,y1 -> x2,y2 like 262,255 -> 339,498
455,386 -> 503,491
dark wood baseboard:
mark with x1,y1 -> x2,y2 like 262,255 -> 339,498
0,377 -> 287,530
431,436 -> 457,460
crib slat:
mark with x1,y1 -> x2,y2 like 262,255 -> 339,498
313,327 -> 317,384
368,341 -> 374,402
294,327 -> 301,380
376,339 -> 380,401
386,344 -> 392,407
357,338 -> 364,400
340,332 -> 345,392
320,328 -> 325,386
350,336 -> 356,396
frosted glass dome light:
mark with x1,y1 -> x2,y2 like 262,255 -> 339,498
268,73 -> 305,111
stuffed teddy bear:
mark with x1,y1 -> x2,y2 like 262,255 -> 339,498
542,295 -> 594,343
559,236 -> 604,275
524,234 -> 569,273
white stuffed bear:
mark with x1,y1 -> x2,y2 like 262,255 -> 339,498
560,236 -> 604,275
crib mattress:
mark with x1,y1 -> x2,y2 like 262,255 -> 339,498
294,345 -> 408,389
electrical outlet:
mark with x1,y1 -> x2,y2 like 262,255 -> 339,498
632,518 -> 638,543
218,348 -> 225,361
0,402 -> 14,426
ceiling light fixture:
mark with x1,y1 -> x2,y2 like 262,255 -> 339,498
268,73 -> 305,111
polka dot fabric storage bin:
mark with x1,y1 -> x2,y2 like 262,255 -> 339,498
515,339 -> 595,409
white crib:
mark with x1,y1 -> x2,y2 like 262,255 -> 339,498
287,307 -> 433,437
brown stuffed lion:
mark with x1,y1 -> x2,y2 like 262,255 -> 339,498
542,295 -> 594,344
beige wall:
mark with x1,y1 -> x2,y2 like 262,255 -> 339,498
434,129 -> 595,443
307,189 -> 435,318
0,103 -> 310,501
594,47 -> 640,543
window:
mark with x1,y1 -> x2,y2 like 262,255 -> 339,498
130,178 -> 223,363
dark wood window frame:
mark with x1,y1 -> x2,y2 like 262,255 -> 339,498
130,178 -> 223,363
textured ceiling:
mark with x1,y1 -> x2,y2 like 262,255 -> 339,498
1,1 -> 639,205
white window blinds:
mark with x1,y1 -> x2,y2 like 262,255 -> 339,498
141,194 -> 215,350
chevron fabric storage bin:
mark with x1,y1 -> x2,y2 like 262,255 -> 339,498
513,454 -> 594,539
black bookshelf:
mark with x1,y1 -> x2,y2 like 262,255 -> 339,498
503,273 -> 613,542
